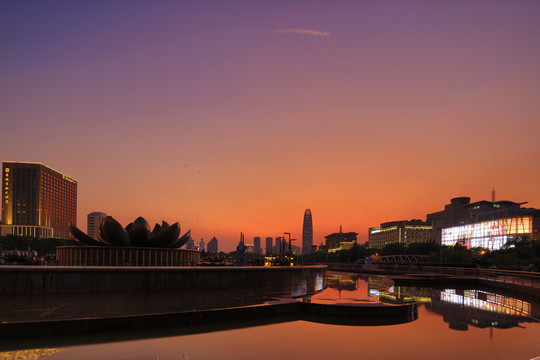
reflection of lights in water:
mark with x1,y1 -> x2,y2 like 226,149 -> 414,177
0,348 -> 63,359
316,273 -> 324,291
440,289 -> 531,316
291,279 -> 308,297
367,279 -> 432,304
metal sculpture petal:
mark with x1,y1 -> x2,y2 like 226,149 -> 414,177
69,222 -> 109,246
69,216 -> 191,249
146,222 -> 181,248
168,229 -> 191,249
150,223 -> 161,238
100,216 -> 131,246
127,217 -> 151,246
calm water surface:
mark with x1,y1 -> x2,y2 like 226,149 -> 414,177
4,272 -> 540,360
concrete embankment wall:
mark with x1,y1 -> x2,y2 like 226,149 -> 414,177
0,265 -> 327,297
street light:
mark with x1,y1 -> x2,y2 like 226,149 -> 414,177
284,232 -> 290,262
284,233 -> 297,264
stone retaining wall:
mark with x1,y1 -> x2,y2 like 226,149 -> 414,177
0,265 -> 327,296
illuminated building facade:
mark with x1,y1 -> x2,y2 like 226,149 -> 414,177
324,226 -> 357,251
441,214 -> 539,250
302,209 -> 313,255
368,220 -> 432,249
427,197 -> 535,244
87,211 -> 106,240
1,162 -> 77,239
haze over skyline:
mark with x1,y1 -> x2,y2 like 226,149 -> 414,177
2,1 -> 539,251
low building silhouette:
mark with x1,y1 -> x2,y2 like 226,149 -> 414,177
325,226 -> 357,251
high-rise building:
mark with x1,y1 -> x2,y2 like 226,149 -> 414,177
198,239 -> 206,252
87,212 -> 106,240
274,236 -> 284,255
1,162 -> 77,238
265,237 -> 273,255
253,236 -> 262,255
302,209 -> 313,255
207,236 -> 218,254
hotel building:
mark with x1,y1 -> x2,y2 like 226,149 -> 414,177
1,162 -> 77,239
368,220 -> 432,249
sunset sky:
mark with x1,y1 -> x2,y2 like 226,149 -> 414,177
2,1 -> 539,251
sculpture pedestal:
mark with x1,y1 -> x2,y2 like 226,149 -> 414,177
56,246 -> 200,266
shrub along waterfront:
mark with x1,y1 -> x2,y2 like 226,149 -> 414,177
300,238 -> 540,270
0,235 -> 79,256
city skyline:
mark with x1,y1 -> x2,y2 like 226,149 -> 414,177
2,1 -> 539,251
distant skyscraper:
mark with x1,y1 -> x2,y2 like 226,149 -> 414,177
207,236 -> 218,254
186,237 -> 195,250
274,236 -> 284,255
198,239 -> 206,252
265,237 -> 273,255
302,209 -> 313,255
253,236 -> 262,255
1,162 -> 77,238
87,212 -> 106,240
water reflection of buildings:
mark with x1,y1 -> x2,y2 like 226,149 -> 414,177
326,273 -> 358,292
367,277 -> 432,305
431,289 -> 535,331
365,276 -> 537,331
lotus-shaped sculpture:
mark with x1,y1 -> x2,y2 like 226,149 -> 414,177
69,216 -> 191,249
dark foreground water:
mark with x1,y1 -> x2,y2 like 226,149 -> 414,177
2,272 -> 540,360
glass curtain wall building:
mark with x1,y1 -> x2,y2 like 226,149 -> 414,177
441,215 -> 538,250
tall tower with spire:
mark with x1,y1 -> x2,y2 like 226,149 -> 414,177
302,209 -> 313,255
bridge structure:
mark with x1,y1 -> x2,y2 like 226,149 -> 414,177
377,255 -> 427,264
